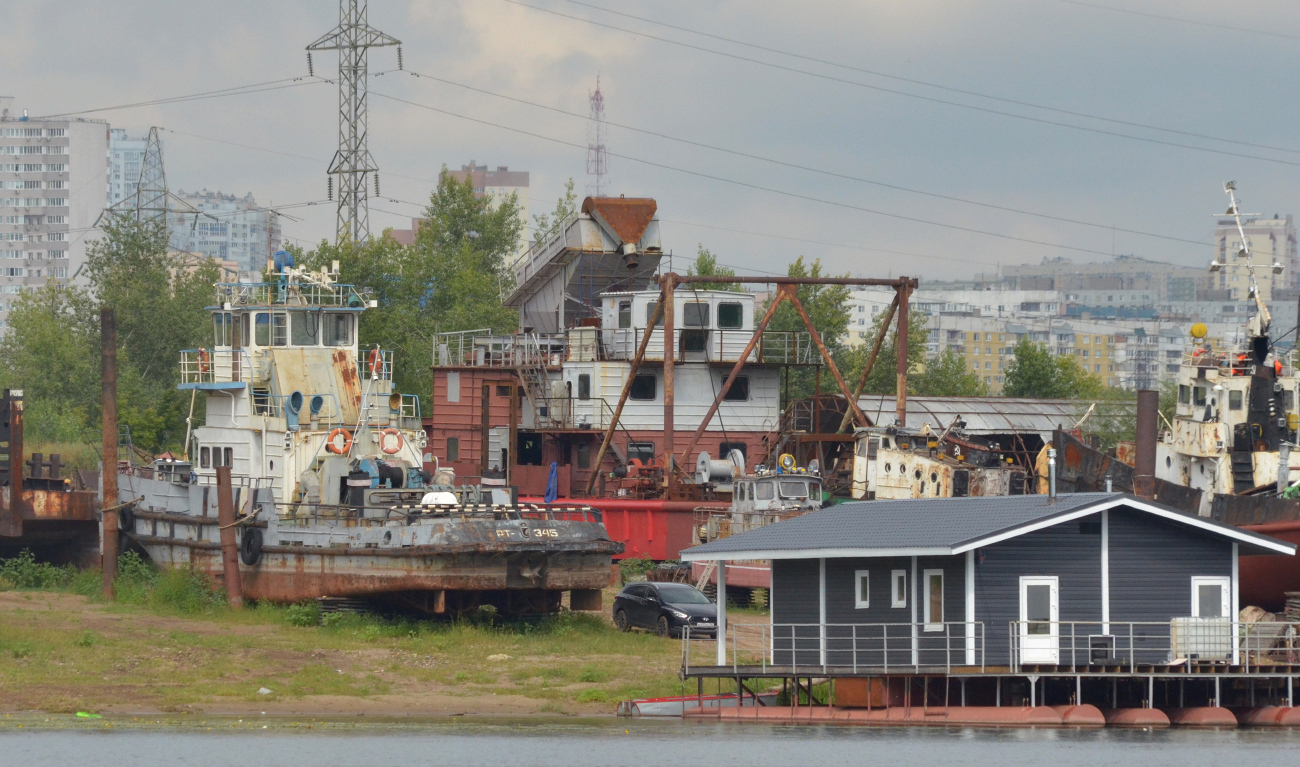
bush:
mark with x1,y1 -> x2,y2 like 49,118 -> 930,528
0,549 -> 76,590
575,688 -> 607,703
114,550 -> 224,614
577,665 -> 607,683
74,631 -> 98,648
284,601 -> 322,627
619,557 -> 654,583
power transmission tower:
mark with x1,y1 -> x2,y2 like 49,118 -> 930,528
105,127 -> 197,224
586,76 -> 608,197
308,0 -> 401,244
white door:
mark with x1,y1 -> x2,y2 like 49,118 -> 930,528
1191,576 -> 1230,618
1019,576 -> 1059,664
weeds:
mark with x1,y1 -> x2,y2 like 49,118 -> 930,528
73,630 -> 98,648
283,601 -> 321,627
0,550 -> 78,590
619,557 -> 654,583
113,551 -> 225,614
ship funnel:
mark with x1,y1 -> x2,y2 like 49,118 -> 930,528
1134,389 -> 1158,500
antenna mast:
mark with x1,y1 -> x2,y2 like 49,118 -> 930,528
1210,182 -> 1282,345
308,0 -> 401,244
586,76 -> 608,197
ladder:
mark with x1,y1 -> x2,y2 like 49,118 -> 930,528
514,334 -> 559,427
694,560 -> 717,591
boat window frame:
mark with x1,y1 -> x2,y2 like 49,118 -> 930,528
682,301 -> 710,328
290,310 -> 319,346
1228,389 -> 1243,411
717,302 -> 744,329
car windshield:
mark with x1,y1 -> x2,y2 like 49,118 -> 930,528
656,585 -> 711,605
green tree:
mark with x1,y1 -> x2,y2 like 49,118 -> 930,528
686,245 -> 742,291
764,257 -> 850,404
914,348 -> 989,396
1002,337 -> 1105,399
532,178 -> 578,245
838,306 -> 929,397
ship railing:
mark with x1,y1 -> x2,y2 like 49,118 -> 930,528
696,510 -> 807,544
214,281 -> 366,308
275,501 -> 604,525
357,392 -> 421,429
1182,349 -> 1273,375
682,621 -> 986,675
432,330 -> 567,368
1008,620 -> 1299,672
179,348 -> 254,386
598,328 -> 817,365
358,349 -> 394,382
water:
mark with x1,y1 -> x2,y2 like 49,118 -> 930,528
3,716 -> 1299,767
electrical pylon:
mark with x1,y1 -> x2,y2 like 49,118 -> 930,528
585,76 -> 607,197
308,0 -> 401,244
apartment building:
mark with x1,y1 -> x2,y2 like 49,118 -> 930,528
1211,213 -> 1298,302
0,98 -> 109,336
108,128 -> 148,205
169,190 -> 281,275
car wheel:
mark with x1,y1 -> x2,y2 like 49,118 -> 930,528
656,615 -> 671,638
614,609 -> 631,632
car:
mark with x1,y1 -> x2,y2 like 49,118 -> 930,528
612,582 -> 717,638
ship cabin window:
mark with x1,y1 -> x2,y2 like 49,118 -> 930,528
212,312 -> 233,346
718,302 -> 743,329
755,481 -> 775,500
722,375 -> 750,401
446,437 -> 459,461
618,301 -> 632,329
627,442 -> 655,463
577,442 -> 591,469
241,314 -> 250,347
779,480 -> 809,499
1178,384 -> 1190,405
578,374 -> 591,400
323,313 -> 353,346
290,311 -> 318,345
1193,386 -> 1207,407
225,448 -> 233,467
199,446 -> 211,469
683,302 -> 709,327
630,373 -> 657,400
1229,390 -> 1243,410
645,301 -> 663,327
254,313 -> 271,346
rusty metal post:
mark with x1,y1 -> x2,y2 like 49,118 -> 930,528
663,274 -> 676,491
895,281 -> 910,427
787,292 -> 869,428
676,285 -> 793,473
1134,389 -> 1158,500
836,294 -> 899,434
583,291 -> 667,495
0,390 -> 23,538
101,308 -> 118,599
508,381 -> 518,487
215,465 -> 244,608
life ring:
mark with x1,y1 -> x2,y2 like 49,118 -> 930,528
379,427 -> 404,455
240,527 -> 264,566
325,428 -> 353,454
197,348 -> 211,373
368,347 -> 382,377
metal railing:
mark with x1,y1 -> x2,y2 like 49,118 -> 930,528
1008,620 -> 1300,672
599,327 -> 817,365
179,348 -> 254,386
278,500 -> 604,526
359,349 -> 395,382
682,621 -> 986,675
214,281 -> 366,308
432,330 -> 566,368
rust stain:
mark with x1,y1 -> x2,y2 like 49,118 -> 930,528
22,489 -> 97,521
581,197 -> 657,245
334,348 -> 363,411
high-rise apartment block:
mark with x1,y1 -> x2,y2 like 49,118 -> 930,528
108,128 -> 149,205
1211,214 -> 1298,302
0,98 -> 109,336
168,190 -> 281,275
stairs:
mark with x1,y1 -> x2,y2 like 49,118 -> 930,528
1230,452 -> 1256,493
514,334 -> 560,427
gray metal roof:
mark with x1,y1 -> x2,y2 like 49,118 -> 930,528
680,493 -> 1296,561
857,395 -> 1086,436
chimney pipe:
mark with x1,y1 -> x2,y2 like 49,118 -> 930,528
1134,388 -> 1158,500
1048,448 -> 1057,499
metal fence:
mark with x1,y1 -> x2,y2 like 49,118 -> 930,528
179,348 -> 253,385
682,621 -> 985,675
1008,620 -> 1300,672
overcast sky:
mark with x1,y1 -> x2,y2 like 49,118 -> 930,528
4,0 -> 1299,281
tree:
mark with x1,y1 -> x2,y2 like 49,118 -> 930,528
764,257 -> 851,404
532,178 -> 578,245
686,245 -> 741,291
914,348 -> 989,396
839,306 -> 929,397
1002,337 -> 1105,399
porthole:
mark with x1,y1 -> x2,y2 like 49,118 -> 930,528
884,463 -> 892,473
1165,456 -> 1171,468
1199,464 -> 1206,476
914,470 -> 922,480
899,463 -> 907,474
930,472 -> 938,483
269,460 -> 275,471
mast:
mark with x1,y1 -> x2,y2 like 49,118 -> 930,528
1210,182 -> 1282,362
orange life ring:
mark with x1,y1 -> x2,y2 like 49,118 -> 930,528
325,428 -> 353,454
197,348 -> 211,374
379,428 -> 404,455
368,347 -> 382,377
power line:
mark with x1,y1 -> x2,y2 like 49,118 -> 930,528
558,0 -> 1300,157
403,68 -> 1209,249
1057,0 -> 1300,41
370,89 -> 1126,258
34,78 -> 322,119
498,0 -> 1300,168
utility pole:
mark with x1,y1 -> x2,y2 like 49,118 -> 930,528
308,0 -> 401,244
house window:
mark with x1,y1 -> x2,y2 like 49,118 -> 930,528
578,373 -> 591,400
618,301 -> 632,329
718,302 -> 743,328
891,570 -> 907,608
1191,576 -> 1230,618
446,437 -> 459,462
627,442 -> 655,463
200,446 -> 211,469
722,375 -> 749,401
629,373 -> 656,400
923,569 -> 943,630
855,570 -> 870,609
1229,390 -> 1243,411
682,302 -> 709,327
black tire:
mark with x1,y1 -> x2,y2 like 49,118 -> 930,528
118,504 -> 134,533
656,615 -> 671,638
240,527 -> 264,566
614,609 -> 631,632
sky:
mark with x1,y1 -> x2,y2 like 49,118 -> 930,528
4,0 -> 1300,281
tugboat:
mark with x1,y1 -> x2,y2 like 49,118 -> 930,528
113,258 -> 620,614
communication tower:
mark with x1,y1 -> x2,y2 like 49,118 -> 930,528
586,77 -> 608,197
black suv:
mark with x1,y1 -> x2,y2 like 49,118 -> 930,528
612,582 -> 717,638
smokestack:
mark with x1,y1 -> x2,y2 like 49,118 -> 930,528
1048,448 -> 1057,499
1134,388 -> 1158,500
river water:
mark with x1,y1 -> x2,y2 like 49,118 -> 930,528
3,716 -> 1299,767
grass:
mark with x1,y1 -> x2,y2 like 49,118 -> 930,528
0,549 -> 724,714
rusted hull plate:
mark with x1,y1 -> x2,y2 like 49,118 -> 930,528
1054,430 -> 1202,512
22,489 -> 97,521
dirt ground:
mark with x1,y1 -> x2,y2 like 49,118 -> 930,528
0,590 -> 768,718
